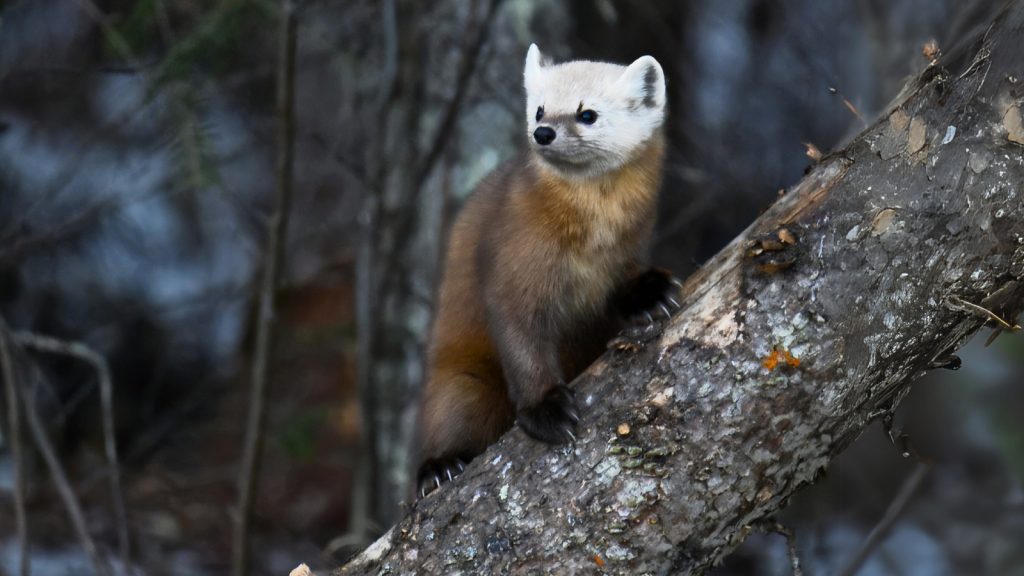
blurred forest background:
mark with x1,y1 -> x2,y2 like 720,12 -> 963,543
0,0 -> 1022,574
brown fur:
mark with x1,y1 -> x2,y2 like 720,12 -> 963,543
415,133 -> 666,491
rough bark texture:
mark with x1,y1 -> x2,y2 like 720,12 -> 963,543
331,5 -> 1024,575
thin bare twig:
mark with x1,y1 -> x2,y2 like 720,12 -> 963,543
232,0 -> 298,573
1,0 -> 155,238
765,522 -> 803,576
947,295 -> 1022,332
0,197 -> 118,266
413,0 -> 505,186
73,0 -> 145,70
756,519 -> 802,576
18,362 -> 111,576
12,332 -> 130,568
387,0 -> 508,307
836,462 -> 930,576
0,318 -> 29,576
350,0 -> 400,545
3,0 -> 229,265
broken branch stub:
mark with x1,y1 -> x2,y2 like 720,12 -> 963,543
329,7 -> 1024,576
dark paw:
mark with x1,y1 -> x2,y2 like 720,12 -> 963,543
615,268 -> 682,325
416,456 -> 468,499
746,227 -> 799,274
517,385 -> 579,445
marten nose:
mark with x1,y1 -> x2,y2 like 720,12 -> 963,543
533,126 -> 556,145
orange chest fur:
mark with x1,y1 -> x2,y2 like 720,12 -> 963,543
531,165 -> 656,258
513,163 -> 659,315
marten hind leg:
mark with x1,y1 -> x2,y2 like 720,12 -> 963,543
416,373 -> 514,498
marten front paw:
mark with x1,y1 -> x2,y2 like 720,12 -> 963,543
616,267 -> 683,324
416,456 -> 468,499
517,385 -> 579,445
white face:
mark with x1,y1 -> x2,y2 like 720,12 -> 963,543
523,44 -> 667,178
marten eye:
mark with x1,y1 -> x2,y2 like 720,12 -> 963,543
536,107 -> 544,121
577,109 -> 598,124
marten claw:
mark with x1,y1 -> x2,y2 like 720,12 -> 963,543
518,384 -> 578,445
416,456 -> 470,499
566,407 -> 580,423
617,268 -> 682,325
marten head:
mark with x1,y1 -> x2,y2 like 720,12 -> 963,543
523,44 -> 666,179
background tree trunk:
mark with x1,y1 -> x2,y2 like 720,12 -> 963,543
331,4 -> 1024,574
354,0 -> 505,533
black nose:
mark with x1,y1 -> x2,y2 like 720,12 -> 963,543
533,126 -> 556,145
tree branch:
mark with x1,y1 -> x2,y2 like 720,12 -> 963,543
5,346 -> 111,576
762,521 -> 802,576
348,0 -> 400,545
322,5 -> 1024,575
232,0 -> 298,574
836,462 -> 929,576
0,319 -> 29,576
12,331 -> 129,570
414,0 -> 505,186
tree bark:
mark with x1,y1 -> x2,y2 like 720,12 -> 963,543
331,4 -> 1024,575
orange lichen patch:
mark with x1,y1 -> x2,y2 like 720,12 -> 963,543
763,349 -> 800,370
595,555 -> 604,567
617,423 -> 631,436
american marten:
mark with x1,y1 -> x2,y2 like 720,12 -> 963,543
415,44 -> 678,497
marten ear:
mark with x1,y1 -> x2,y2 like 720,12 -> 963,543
616,55 -> 666,110
524,44 -> 545,93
